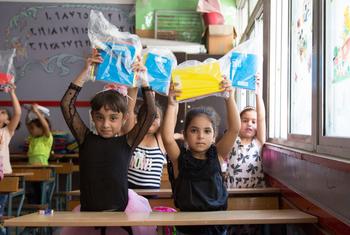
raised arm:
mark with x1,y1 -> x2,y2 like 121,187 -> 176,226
120,87 -> 138,135
6,84 -> 21,136
161,84 -> 180,163
127,57 -> 157,151
216,80 -> 240,160
60,49 -> 102,145
31,104 -> 50,137
255,74 -> 266,145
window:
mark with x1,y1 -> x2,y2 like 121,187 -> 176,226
266,0 -> 350,158
324,0 -> 350,138
290,0 -> 313,135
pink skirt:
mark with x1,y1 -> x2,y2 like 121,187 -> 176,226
59,189 -> 157,235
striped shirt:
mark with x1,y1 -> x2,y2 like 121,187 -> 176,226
128,146 -> 166,188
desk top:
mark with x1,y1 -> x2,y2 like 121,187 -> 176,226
67,187 -> 281,197
4,209 -> 317,227
5,172 -> 34,177
11,153 -> 79,159
12,164 -> 62,169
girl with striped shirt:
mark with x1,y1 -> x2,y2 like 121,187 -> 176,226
128,103 -> 166,189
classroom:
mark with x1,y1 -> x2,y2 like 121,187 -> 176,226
0,0 -> 349,234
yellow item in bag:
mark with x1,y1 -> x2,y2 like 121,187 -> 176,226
171,61 -> 224,102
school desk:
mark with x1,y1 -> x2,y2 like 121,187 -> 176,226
4,209 -> 317,227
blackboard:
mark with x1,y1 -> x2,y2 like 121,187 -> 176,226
0,2 -> 135,100
0,2 -> 135,152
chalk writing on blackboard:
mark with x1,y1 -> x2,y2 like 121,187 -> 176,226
3,4 -> 134,80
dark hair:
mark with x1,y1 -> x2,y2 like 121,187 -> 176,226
136,101 -> 163,123
90,90 -> 128,114
240,106 -> 256,118
184,107 -> 220,135
28,117 -> 51,130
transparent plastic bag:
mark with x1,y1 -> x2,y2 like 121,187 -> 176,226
143,48 -> 177,96
0,49 -> 16,91
88,10 -> 142,87
171,59 -> 225,102
219,37 -> 262,91
23,104 -> 50,123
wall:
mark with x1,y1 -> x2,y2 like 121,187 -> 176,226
263,144 -> 350,234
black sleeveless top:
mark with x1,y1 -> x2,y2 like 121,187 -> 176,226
170,145 -> 228,234
79,133 -> 131,211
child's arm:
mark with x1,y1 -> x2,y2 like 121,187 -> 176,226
216,80 -> 240,160
161,84 -> 180,164
255,74 -> 266,145
120,87 -> 138,135
31,104 -> 50,137
127,57 -> 157,151
6,84 -> 21,136
60,49 -> 102,145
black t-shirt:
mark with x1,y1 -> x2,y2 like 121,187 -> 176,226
79,133 -> 131,211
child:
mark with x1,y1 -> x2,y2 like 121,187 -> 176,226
0,83 -> 21,218
128,103 -> 167,190
227,74 -> 266,189
60,49 -> 157,235
25,104 -> 53,165
161,80 -> 240,235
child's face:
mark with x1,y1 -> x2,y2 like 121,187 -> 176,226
184,115 -> 215,154
92,106 -> 126,138
28,123 -> 44,137
0,109 -> 9,128
147,109 -> 161,134
239,110 -> 257,139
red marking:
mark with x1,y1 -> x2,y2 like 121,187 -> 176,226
0,101 -> 90,107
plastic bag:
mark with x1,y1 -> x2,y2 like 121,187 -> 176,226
171,59 -> 225,102
0,49 -> 16,91
219,37 -> 262,91
143,49 -> 177,95
197,0 -> 224,25
88,10 -> 142,87
23,104 -> 50,123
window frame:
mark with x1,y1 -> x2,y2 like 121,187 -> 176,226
264,0 -> 350,159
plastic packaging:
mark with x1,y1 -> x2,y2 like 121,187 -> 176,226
197,0 -> 224,25
219,37 -> 262,91
0,49 -> 16,91
143,49 -> 177,95
88,10 -> 142,87
23,104 -> 50,123
171,59 -> 225,102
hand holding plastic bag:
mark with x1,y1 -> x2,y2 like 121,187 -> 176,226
171,59 -> 225,102
143,48 -> 177,95
219,37 -> 262,91
0,49 -> 16,91
88,10 -> 142,87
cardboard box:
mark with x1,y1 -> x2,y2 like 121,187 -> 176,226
206,25 -> 236,55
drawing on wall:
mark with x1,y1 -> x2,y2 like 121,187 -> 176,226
333,4 -> 350,83
2,4 -> 134,81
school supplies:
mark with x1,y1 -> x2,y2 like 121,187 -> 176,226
0,49 -> 16,91
171,60 -> 224,102
144,49 -> 177,95
88,10 -> 142,87
23,104 -> 50,123
219,37 -> 262,91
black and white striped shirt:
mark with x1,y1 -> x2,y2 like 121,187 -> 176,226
128,146 -> 166,188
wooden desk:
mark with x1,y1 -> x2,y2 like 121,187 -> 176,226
4,209 -> 317,227
12,164 -> 62,169
5,172 -> 34,177
67,188 -> 281,197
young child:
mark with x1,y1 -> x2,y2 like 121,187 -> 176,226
227,74 -> 266,189
60,49 -> 157,235
128,103 -> 167,190
25,104 -> 53,165
0,84 -> 21,218
161,80 -> 240,235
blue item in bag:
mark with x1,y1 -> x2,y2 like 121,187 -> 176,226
95,42 -> 136,87
230,52 -> 258,91
145,53 -> 173,95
